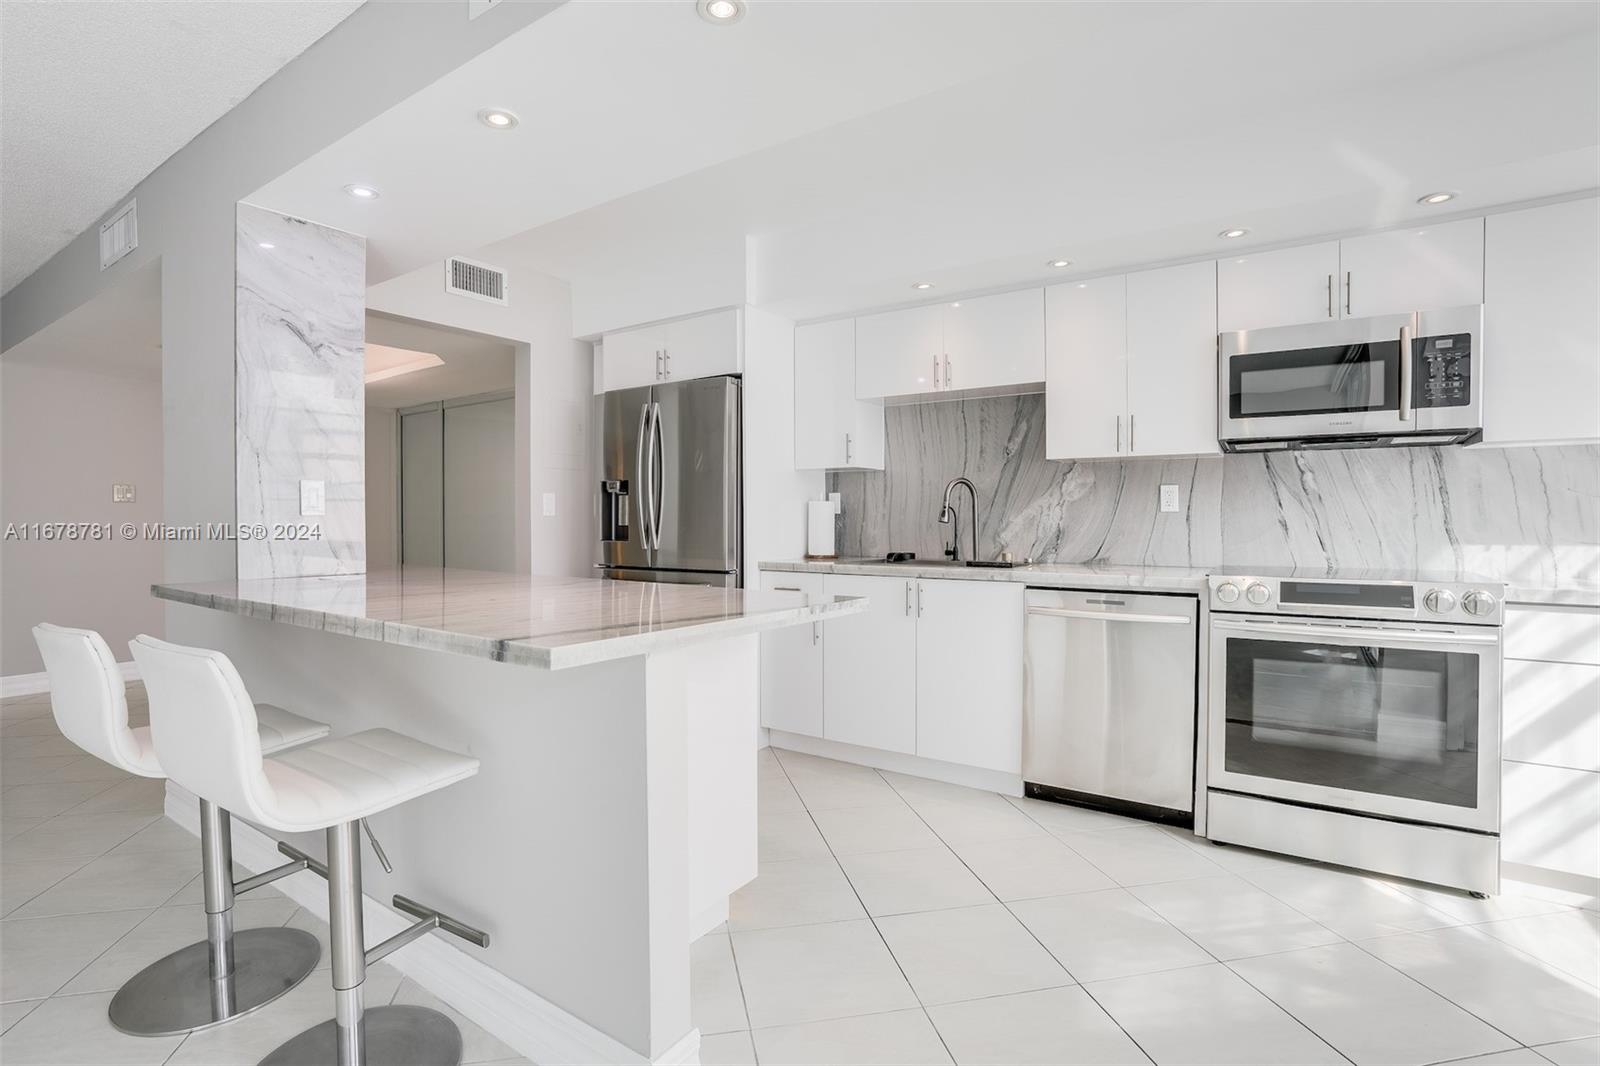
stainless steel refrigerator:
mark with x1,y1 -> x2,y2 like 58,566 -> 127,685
597,375 -> 742,587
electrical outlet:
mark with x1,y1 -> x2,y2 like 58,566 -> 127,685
542,492 -> 557,517
1159,484 -> 1181,513
300,479 -> 326,517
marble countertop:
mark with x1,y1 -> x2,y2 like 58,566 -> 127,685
761,558 -> 1211,594
152,568 -> 865,670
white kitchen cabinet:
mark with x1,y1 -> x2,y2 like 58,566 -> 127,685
822,574 -> 917,754
1216,240 -> 1341,332
914,580 -> 1024,773
599,308 -> 741,393
794,319 -> 885,470
1339,216 -> 1483,318
1482,197 -> 1600,445
1045,276 -> 1127,460
1503,761 -> 1600,881
1504,658 -> 1600,772
759,571 -> 825,737
855,304 -> 943,399
941,289 -> 1046,392
1126,261 -> 1221,458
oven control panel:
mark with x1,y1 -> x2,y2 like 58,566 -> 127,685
1209,574 -> 1504,625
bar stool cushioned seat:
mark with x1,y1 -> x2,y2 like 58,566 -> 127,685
31,623 -> 332,1038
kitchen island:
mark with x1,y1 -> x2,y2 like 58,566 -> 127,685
152,567 -> 863,1066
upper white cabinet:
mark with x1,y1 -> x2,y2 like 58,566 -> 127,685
599,308 -> 742,393
1046,263 -> 1218,461
1126,262 -> 1221,459
1216,219 -> 1484,332
794,320 -> 885,470
821,574 -> 918,754
1217,241 -> 1340,332
855,305 -> 943,399
1045,276 -> 1126,460
941,289 -> 1046,392
758,571 -> 825,737
1339,217 -> 1483,317
856,291 -> 1044,400
1482,197 -> 1600,445
915,581 -> 1024,774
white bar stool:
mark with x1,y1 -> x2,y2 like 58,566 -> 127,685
130,634 -> 486,1066
31,623 -> 330,1036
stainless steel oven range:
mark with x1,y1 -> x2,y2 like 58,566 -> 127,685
1205,570 -> 1504,896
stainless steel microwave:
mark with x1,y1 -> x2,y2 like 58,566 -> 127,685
1218,305 -> 1483,452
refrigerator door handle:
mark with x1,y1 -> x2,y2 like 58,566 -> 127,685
651,401 -> 665,550
637,403 -> 655,552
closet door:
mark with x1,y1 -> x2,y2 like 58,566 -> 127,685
442,397 -> 516,571
400,408 -> 444,566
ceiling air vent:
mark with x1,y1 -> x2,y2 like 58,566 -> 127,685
99,199 -> 138,271
445,256 -> 507,305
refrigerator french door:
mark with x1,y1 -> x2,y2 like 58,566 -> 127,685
1208,614 -> 1502,833
598,375 -> 741,587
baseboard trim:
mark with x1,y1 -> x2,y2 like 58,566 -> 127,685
2,661 -> 139,698
163,786 -> 700,1066
767,731 -> 1024,797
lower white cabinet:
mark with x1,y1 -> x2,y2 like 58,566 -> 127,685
821,574 -> 918,753
759,572 -> 825,737
915,580 -> 1024,773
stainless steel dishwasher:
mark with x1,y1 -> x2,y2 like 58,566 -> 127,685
1023,588 -> 1198,822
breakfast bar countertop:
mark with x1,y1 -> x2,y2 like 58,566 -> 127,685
152,567 -> 864,670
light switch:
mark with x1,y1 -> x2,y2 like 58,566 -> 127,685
1159,484 -> 1181,513
112,483 -> 136,503
300,479 -> 326,517
542,492 -> 558,517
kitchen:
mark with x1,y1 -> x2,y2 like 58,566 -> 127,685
2,3 -> 1598,1066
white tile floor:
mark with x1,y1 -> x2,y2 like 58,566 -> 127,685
0,686 -> 530,1066
691,747 -> 1600,1066
5,687 -> 1599,1066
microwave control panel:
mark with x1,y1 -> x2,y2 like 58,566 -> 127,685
1414,333 -> 1472,408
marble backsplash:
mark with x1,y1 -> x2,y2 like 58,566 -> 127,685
236,204 -> 366,580
828,394 -> 1600,592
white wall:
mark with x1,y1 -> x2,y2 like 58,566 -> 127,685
1,360 -> 164,675
742,305 -> 825,580
368,246 -> 591,578
365,407 -> 399,570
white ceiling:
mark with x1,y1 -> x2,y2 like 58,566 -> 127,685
0,0 -> 363,294
1,260 -> 161,381
364,313 -> 515,409
258,1 -> 1600,324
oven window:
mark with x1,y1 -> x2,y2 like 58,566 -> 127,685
1230,341 -> 1400,419
1222,638 -> 1479,808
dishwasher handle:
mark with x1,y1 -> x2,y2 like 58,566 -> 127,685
1026,606 -> 1192,626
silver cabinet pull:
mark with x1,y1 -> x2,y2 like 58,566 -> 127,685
812,622 -> 819,645
932,355 -> 941,390
1129,414 -> 1135,453
654,349 -> 663,380
904,581 -> 912,615
845,432 -> 853,464
663,348 -> 671,378
916,582 -> 924,617
773,586 -> 802,592
1344,271 -> 1352,316
943,354 -> 951,389
1399,312 -> 1416,422
1326,274 -> 1334,318
1115,415 -> 1122,453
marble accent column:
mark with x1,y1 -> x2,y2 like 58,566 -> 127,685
235,204 -> 366,580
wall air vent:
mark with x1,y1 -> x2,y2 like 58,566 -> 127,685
445,256 -> 508,305
99,199 -> 137,271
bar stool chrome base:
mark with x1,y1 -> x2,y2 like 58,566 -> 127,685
259,1005 -> 462,1066
108,927 -> 320,1037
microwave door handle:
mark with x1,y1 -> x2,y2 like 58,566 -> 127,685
1212,617 -> 1500,647
1399,312 -> 1416,421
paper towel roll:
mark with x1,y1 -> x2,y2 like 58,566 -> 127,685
806,499 -> 837,559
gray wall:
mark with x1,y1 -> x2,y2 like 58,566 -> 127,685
0,0 -> 561,593
830,394 -> 1600,593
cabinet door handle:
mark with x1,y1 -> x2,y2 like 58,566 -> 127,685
1115,415 -> 1122,453
812,622 -> 819,645
1326,274 -> 1334,318
845,432 -> 853,464
916,582 -> 924,617
655,350 -> 663,380
932,355 -> 941,390
1344,271 -> 1352,316
943,354 -> 951,389
1129,414 -> 1135,453
904,581 -> 912,615
663,348 -> 671,378
773,586 -> 802,592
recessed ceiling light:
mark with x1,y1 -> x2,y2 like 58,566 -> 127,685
344,184 -> 380,200
697,0 -> 745,24
1418,191 -> 1456,205
258,242 -> 275,250
478,108 -> 519,130
950,302 -> 961,308
1219,228 -> 1249,239
912,282 -> 933,290
1047,259 -> 1072,269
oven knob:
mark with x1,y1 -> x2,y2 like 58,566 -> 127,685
1424,588 -> 1456,615
1216,582 -> 1240,604
1462,590 -> 1498,617
1245,582 -> 1271,606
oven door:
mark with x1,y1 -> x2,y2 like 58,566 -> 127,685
1207,614 -> 1501,833
1218,305 -> 1482,444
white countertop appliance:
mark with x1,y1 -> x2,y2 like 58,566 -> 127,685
1219,304 -> 1483,451
1205,569 -> 1505,896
